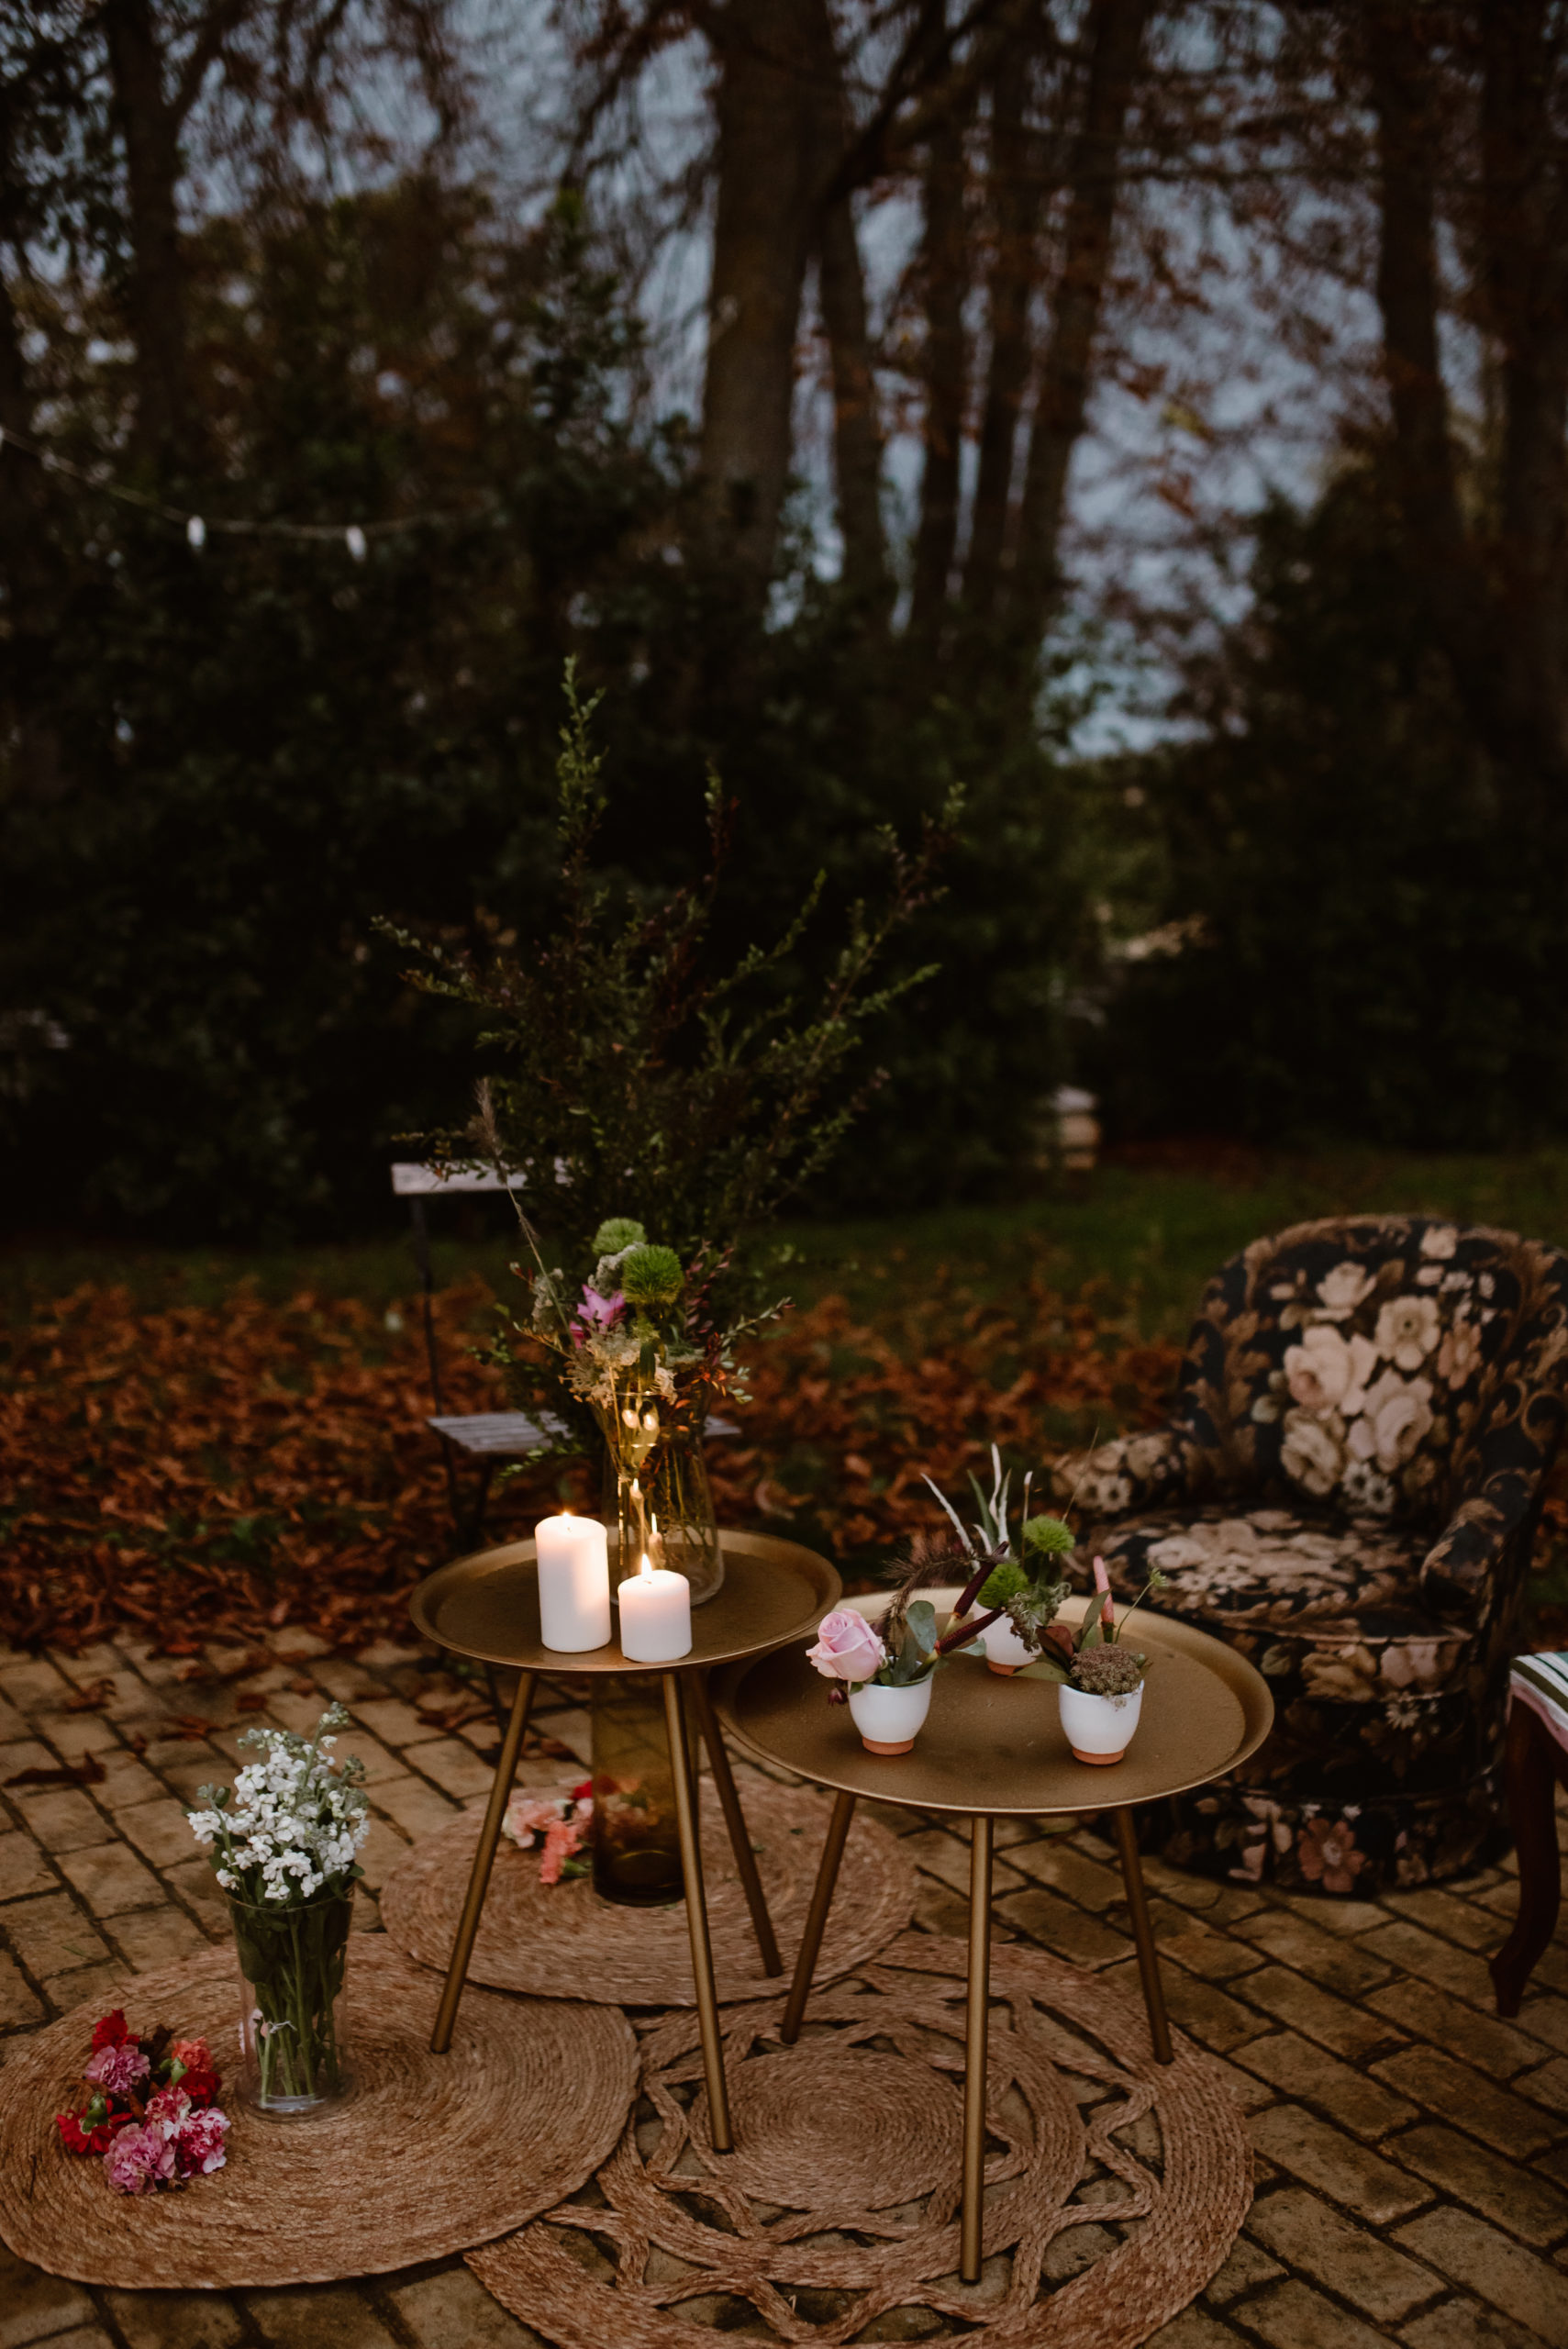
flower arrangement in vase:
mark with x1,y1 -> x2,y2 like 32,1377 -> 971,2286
1017,1560 -> 1169,1765
503,1212 -> 774,1604
806,1560 -> 1002,1753
186,1704 -> 369,2115
386,663 -> 953,1580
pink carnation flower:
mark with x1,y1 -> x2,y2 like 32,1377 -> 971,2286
84,2039 -> 150,2098
104,2120 -> 175,2195
806,1608 -> 885,1686
174,2105 -> 230,2177
538,1814 -> 586,1886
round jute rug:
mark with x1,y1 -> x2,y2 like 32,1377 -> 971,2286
467,1931 -> 1251,2349
0,1940 -> 637,2288
382,1775 -> 914,2008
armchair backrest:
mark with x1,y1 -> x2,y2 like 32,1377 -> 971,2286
1175,1216 -> 1568,1533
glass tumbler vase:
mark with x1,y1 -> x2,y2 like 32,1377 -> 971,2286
604,1425 -> 724,1606
228,1887 -> 354,2117
590,1676 -> 685,1908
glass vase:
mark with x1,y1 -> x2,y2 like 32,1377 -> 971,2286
603,1424 -> 724,1607
590,1676 -> 685,1908
228,1887 -> 353,2117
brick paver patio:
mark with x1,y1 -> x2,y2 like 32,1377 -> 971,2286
3,1632 -> 1566,2349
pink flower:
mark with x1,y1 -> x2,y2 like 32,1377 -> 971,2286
104,2120 -> 175,2196
571,1285 -> 625,1346
173,2105 -> 229,2177
145,2083 -> 190,2131
538,1814 -> 587,1886
503,1793 -> 567,1845
84,2040 -> 150,2098
806,1609 -> 886,1686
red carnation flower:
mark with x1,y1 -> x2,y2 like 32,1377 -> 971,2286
57,2108 -> 121,2157
90,2009 -> 130,2054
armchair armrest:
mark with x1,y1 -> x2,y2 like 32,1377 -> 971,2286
1420,1464 -> 1545,1618
1051,1425 -> 1209,1520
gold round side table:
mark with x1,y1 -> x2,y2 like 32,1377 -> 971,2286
408,1529 -> 840,2152
716,1595 -> 1273,2283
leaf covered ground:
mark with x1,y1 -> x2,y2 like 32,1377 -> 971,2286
0,1275 -> 1181,1655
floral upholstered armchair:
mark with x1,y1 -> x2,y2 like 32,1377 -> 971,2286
1059,1218 -> 1568,1896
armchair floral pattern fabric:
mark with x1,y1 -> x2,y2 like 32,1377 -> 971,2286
1061,1218 -> 1568,1895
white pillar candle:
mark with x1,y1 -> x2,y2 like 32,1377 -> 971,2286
535,1513 -> 611,1652
617,1553 -> 692,1663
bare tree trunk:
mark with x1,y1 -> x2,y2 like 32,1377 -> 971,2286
1008,0 -> 1149,645
962,54 -> 1036,618
1364,0 -> 1568,800
698,0 -> 819,601
805,0 -> 890,618
0,206 -> 66,801
908,71 -> 971,642
1478,0 -> 1568,785
817,193 -> 891,616
103,0 -> 191,463
1362,7 -> 1473,653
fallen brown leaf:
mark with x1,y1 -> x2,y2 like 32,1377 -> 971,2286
6,1752 -> 106,1788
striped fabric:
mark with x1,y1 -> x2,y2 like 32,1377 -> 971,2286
1512,1653 -> 1568,1755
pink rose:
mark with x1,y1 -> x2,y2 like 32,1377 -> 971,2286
173,2105 -> 229,2177
84,2040 -> 150,2098
104,2120 -> 175,2195
806,1609 -> 885,1686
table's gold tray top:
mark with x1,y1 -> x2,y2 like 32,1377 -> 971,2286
715,1596 -> 1273,1817
409,1529 -> 842,1673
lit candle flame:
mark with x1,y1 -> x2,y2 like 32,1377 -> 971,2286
639,1553 -> 653,1582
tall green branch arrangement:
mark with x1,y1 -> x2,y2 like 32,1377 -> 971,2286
382,662 -> 956,1442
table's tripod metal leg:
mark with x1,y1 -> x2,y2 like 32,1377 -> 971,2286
689,1670 -> 782,1976
1112,1807 -> 1173,2065
779,1788 -> 857,2044
664,1672 -> 733,2153
430,1667 -> 535,2054
961,1812 -> 994,2286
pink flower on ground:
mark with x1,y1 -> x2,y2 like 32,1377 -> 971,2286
84,2039 -> 151,2098
145,2084 -> 191,2134
173,2105 -> 230,2177
538,1815 -> 587,1886
104,2120 -> 175,2196
806,1609 -> 886,1686
503,1793 -> 566,1845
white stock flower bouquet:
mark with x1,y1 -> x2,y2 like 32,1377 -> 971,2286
186,1703 -> 370,2113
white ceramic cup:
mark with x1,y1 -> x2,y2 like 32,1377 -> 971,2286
1058,1680 -> 1144,1765
980,1616 -> 1036,1675
847,1676 -> 934,1755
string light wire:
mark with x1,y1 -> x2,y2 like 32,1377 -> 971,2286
0,419 -> 498,555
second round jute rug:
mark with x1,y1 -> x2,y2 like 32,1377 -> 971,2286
469,1931 -> 1251,2349
0,1940 -> 637,2288
382,1773 -> 915,2006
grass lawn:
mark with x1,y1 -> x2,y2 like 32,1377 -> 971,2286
9,1139 -> 1568,1338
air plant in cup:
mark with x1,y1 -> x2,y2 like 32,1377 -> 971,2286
1018,1559 -> 1169,1765
919,1446 -> 1076,1673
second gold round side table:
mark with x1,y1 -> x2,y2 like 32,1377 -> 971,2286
717,1594 -> 1273,2281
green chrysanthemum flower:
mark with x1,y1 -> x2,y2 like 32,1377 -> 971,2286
592,1217 -> 647,1255
978,1558 -> 1027,1609
620,1243 -> 684,1310
1023,1513 -> 1076,1558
